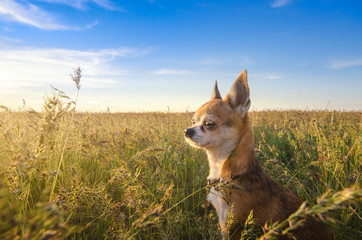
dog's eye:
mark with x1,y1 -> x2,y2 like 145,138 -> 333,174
204,120 -> 215,128
191,119 -> 195,125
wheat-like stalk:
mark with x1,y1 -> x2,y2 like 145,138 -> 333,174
71,66 -> 81,90
49,67 -> 82,200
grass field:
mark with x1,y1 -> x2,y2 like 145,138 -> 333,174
0,90 -> 361,239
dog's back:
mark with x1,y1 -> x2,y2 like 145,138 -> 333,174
227,158 -> 332,239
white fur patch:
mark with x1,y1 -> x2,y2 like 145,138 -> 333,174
206,126 -> 238,179
208,188 -> 228,239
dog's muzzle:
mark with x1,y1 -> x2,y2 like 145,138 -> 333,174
184,128 -> 195,138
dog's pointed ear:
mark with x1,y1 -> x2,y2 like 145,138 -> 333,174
224,70 -> 251,117
211,80 -> 222,100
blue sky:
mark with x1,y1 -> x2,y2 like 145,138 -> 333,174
0,0 -> 361,112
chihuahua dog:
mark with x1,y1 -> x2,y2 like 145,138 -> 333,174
184,70 -> 332,240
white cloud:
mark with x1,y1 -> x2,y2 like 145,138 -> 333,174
249,72 -> 284,80
91,0 -> 121,10
196,55 -> 254,66
265,74 -> 282,80
0,0 -> 80,30
328,58 -> 362,69
152,69 -> 193,75
0,46 -> 152,93
198,56 -> 220,65
0,0 -> 122,30
37,0 -> 124,11
0,35 -> 24,46
242,56 -> 254,65
271,0 -> 290,8
84,20 -> 98,30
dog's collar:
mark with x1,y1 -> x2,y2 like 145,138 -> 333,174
207,174 -> 242,186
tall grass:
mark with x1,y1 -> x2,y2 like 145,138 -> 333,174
0,73 -> 360,239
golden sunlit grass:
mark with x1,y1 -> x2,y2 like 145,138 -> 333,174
0,69 -> 361,239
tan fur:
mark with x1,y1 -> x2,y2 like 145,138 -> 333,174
184,70 -> 333,240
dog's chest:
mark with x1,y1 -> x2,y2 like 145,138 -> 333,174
207,159 -> 224,179
205,150 -> 232,229
206,151 -> 229,180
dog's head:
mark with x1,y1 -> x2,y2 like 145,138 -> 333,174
184,70 -> 251,150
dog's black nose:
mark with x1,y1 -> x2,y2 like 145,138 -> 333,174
184,128 -> 195,138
